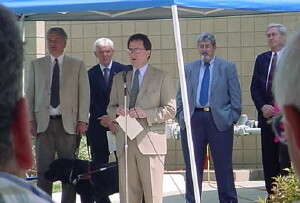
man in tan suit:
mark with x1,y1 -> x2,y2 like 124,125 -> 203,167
107,33 -> 175,203
26,27 -> 90,203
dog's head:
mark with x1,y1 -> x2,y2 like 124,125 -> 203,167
44,158 -> 88,183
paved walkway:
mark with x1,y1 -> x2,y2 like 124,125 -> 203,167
52,174 -> 267,203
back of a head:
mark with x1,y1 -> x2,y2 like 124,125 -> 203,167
0,5 -> 23,164
273,31 -> 300,112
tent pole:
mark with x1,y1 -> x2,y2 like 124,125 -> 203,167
19,14 -> 25,96
171,5 -> 201,203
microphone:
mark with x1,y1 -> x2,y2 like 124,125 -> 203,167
123,65 -> 132,96
123,65 -> 132,84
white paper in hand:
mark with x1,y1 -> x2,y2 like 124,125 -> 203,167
115,115 -> 143,140
106,131 -> 116,152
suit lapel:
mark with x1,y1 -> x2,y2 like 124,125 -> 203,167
60,55 -> 69,91
264,51 -> 272,80
110,62 -> 120,88
136,65 -> 153,104
126,69 -> 133,106
210,57 -> 220,95
191,60 -> 201,103
94,64 -> 108,93
44,56 -> 51,93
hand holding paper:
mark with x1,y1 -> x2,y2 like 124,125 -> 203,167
115,115 -> 143,140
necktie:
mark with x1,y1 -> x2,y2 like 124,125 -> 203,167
266,52 -> 277,91
50,58 -> 60,108
103,68 -> 110,87
129,69 -> 140,109
199,62 -> 210,106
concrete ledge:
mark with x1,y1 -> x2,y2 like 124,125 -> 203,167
166,168 -> 264,182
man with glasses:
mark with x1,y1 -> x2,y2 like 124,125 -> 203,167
176,32 -> 241,203
26,27 -> 90,203
250,23 -> 291,199
107,33 -> 175,203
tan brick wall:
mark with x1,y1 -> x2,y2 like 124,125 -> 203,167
24,12 -> 300,170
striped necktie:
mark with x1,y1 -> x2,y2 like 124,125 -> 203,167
129,69 -> 140,109
103,67 -> 110,87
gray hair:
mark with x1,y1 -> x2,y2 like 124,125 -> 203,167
273,31 -> 300,112
0,5 -> 23,163
266,23 -> 287,37
47,27 -> 68,41
93,38 -> 114,51
197,33 -> 216,46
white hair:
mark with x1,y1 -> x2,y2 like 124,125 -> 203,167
93,37 -> 114,51
266,23 -> 287,37
273,31 -> 300,111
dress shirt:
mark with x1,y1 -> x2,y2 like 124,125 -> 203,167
49,54 -> 64,116
99,60 -> 113,76
265,48 -> 284,90
196,57 -> 215,108
132,64 -> 148,88
0,172 -> 53,203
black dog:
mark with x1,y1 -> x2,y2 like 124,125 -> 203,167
44,158 -> 118,203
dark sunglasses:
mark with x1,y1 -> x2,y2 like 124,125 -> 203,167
268,113 -> 287,145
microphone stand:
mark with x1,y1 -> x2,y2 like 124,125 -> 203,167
123,70 -> 129,203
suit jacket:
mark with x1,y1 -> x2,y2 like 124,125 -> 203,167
176,57 -> 242,131
88,61 -> 126,123
107,65 -> 176,156
250,51 -> 274,116
26,55 -> 90,134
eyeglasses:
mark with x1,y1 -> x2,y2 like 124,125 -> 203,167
199,44 -> 214,50
127,48 -> 145,54
269,113 -> 287,145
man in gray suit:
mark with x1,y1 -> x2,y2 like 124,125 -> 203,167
176,33 -> 242,203
26,27 -> 90,203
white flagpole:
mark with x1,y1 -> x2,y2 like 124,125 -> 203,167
171,5 -> 201,203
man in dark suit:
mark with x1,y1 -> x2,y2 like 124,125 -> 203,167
250,23 -> 290,197
87,37 -> 126,165
176,33 -> 242,203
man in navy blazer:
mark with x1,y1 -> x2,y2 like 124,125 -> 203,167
176,33 -> 242,203
87,38 -> 126,182
250,23 -> 290,198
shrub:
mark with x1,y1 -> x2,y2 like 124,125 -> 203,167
257,167 -> 300,203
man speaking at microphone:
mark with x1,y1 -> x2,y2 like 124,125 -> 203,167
107,33 -> 175,203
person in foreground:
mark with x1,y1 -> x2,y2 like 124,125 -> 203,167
250,23 -> 290,197
26,27 -> 90,203
0,4 -> 53,203
107,33 -> 176,203
87,38 -> 126,165
176,33 -> 242,203
273,30 -> 300,180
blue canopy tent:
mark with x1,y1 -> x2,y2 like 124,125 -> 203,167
2,1 -> 300,202
3,0 -> 300,21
